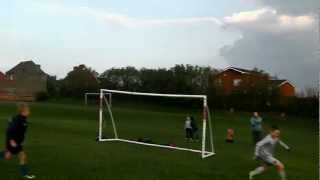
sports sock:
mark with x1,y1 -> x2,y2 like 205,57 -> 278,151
19,164 -> 30,176
279,171 -> 287,180
250,166 -> 265,176
0,151 -> 4,160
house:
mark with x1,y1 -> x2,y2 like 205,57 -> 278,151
0,61 -> 48,101
215,67 -> 269,93
0,71 -> 5,80
270,79 -> 295,97
215,67 -> 295,97
0,70 -> 15,100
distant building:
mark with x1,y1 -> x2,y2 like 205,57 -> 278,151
270,79 -> 295,97
0,71 -> 6,80
215,67 -> 295,97
215,67 -> 268,93
0,70 -> 15,100
0,61 -> 48,101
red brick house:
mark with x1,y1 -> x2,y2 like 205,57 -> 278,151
215,67 -> 295,97
270,80 -> 295,97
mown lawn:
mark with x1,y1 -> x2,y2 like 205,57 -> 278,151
0,101 -> 318,180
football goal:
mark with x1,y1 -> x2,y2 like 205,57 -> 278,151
98,89 -> 215,159
85,92 -> 112,106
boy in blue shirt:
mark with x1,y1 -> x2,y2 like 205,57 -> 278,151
250,112 -> 263,144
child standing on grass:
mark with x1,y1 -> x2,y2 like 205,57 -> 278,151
184,116 -> 193,141
250,112 -> 263,144
225,128 -> 235,143
0,103 -> 36,179
249,126 -> 290,180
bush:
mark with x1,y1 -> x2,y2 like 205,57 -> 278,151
36,92 -> 50,101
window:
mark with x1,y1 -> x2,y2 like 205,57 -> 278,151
233,79 -> 241,87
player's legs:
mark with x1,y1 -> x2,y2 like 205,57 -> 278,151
186,128 -> 192,140
18,151 -> 29,175
252,131 -> 262,144
18,151 -> 35,179
249,164 -> 268,179
190,129 -> 194,140
185,129 -> 189,139
265,156 -> 287,180
275,160 -> 287,180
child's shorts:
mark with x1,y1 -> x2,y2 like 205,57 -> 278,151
257,155 -> 280,166
6,141 -> 23,154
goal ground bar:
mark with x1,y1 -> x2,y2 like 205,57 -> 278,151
99,138 -> 215,156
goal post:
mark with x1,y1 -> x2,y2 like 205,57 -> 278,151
98,89 -> 215,159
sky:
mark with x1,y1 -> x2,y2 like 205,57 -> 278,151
0,0 -> 319,89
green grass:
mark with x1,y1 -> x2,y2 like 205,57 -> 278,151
0,101 -> 318,180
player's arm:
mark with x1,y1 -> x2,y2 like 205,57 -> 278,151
279,140 -> 290,151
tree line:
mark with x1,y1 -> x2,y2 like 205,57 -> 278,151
43,64 -> 318,118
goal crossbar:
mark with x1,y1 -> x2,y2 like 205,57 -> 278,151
101,89 -> 206,99
98,89 -> 215,159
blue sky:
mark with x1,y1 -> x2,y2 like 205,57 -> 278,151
1,0 -> 319,88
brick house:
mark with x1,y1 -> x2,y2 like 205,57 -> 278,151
270,79 -> 295,97
215,67 -> 295,97
0,61 -> 48,101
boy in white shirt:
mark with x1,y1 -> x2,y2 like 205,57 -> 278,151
249,126 -> 290,180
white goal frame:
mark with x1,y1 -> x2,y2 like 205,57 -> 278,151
85,92 -> 112,106
98,89 -> 215,159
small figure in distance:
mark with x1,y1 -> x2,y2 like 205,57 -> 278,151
250,112 -> 263,144
184,116 -> 193,142
225,128 -> 235,143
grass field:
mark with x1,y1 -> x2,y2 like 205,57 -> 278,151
0,101 -> 318,180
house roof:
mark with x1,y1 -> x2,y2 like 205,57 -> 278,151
6,60 -> 46,75
222,67 -> 255,74
270,79 -> 295,88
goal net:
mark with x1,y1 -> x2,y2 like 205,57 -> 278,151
98,89 -> 215,159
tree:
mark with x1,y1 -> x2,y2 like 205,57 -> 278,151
100,66 -> 141,91
62,64 -> 99,97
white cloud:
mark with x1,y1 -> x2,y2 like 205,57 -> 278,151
223,8 -> 315,34
248,0 -> 320,15
26,2 -> 223,28
221,8 -> 319,88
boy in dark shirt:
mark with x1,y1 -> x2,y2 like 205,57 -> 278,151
0,103 -> 35,179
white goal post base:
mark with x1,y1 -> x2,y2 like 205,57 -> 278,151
98,89 -> 215,159
99,138 -> 215,159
